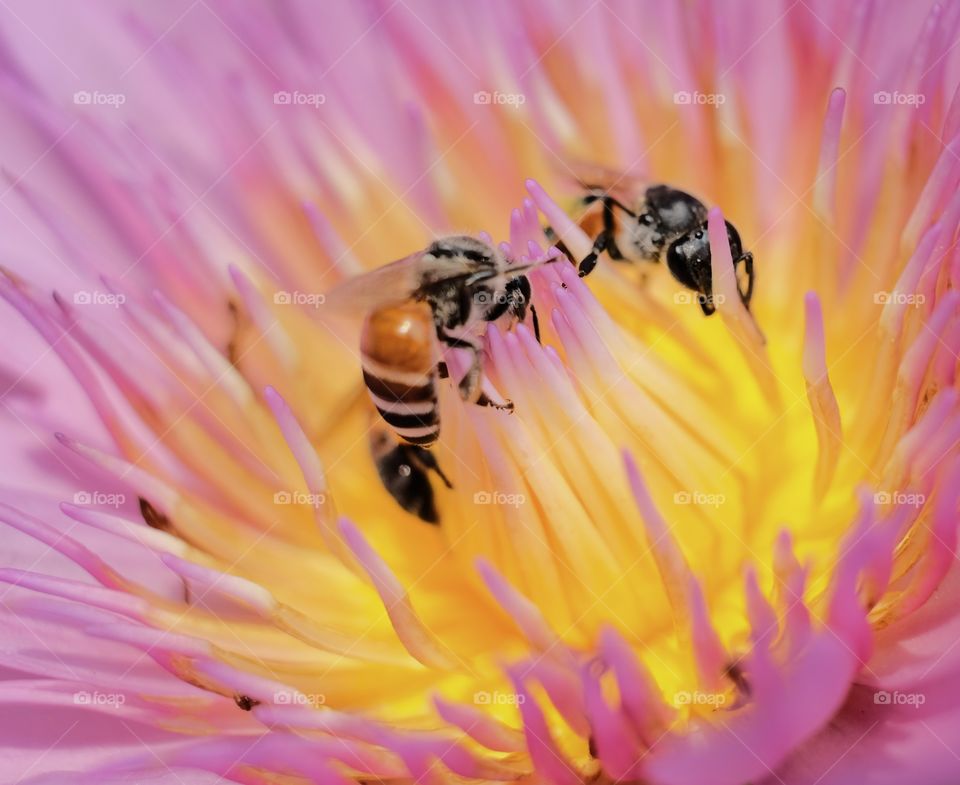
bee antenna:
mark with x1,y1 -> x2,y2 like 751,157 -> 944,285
504,259 -> 548,275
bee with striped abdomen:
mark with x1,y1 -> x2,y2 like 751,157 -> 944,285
325,234 -> 554,522
361,300 -> 446,447
550,172 -> 754,315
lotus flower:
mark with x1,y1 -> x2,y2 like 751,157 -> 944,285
2,1 -> 960,784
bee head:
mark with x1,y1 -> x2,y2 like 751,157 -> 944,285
665,220 -> 745,295
666,221 -> 752,310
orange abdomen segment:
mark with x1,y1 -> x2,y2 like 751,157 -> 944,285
360,303 -> 435,373
361,303 -> 440,447
577,202 -> 606,240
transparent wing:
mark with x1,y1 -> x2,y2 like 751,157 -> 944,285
319,244 -> 498,324
319,251 -> 423,320
555,159 -> 649,204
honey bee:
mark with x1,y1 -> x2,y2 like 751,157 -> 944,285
325,235 -> 554,521
551,175 -> 754,315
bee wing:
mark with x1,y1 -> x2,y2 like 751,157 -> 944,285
319,252 -> 424,319
555,160 -> 649,203
321,244 -> 505,320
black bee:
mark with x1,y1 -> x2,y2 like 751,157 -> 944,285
369,425 -> 452,524
560,182 -> 754,315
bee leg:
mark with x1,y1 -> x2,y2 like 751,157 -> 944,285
578,232 -> 608,277
439,332 -> 514,410
583,192 -> 637,217
579,194 -> 627,277
529,303 -> 541,343
544,226 -> 573,262
476,391 -> 514,412
410,446 -> 453,488
736,252 -> 755,308
438,331 -> 484,403
599,196 -> 627,262
458,360 -> 482,403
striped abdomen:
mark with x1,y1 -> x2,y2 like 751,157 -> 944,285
360,303 -> 440,447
